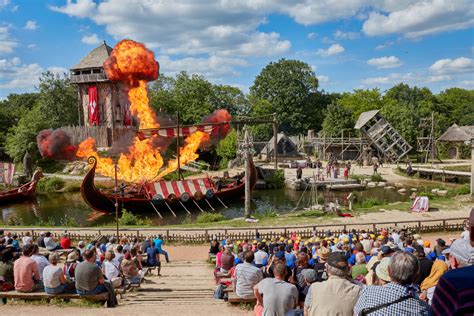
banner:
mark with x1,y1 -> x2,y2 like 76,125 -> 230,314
88,86 -> 99,126
0,162 -> 16,185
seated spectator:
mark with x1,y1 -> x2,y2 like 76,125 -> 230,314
414,244 -> 433,286
63,251 -> 79,281
22,232 -> 33,246
31,244 -> 49,280
102,251 -> 122,288
43,253 -> 74,294
305,252 -> 361,316
37,232 -> 46,248
374,257 -> 391,285
264,251 -> 291,282
75,249 -> 106,294
11,234 -> 20,252
431,235 -> 474,315
254,262 -> 298,316
59,234 -> 72,250
254,243 -> 268,268
14,244 -> 42,292
209,238 -> 220,255
114,245 -> 124,264
354,252 -> 429,315
220,247 -> 234,273
77,241 -> 86,256
284,245 -> 297,268
106,237 -> 117,252
419,258 -> 448,304
122,253 -> 142,284
44,232 -> 61,251
0,250 -> 14,291
120,237 -> 131,253
146,241 -> 161,276
234,250 -> 263,299
313,247 -> 329,282
351,252 -> 368,280
434,238 -> 447,256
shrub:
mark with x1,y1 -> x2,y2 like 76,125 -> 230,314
196,212 -> 225,223
118,209 -> 152,226
355,198 -> 385,209
63,182 -> 81,192
37,177 -> 65,193
370,173 -> 384,182
254,209 -> 278,219
266,169 -> 285,189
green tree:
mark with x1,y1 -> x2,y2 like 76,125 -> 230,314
337,88 -> 383,120
209,84 -> 249,116
0,93 -> 38,147
321,102 -> 355,136
437,88 -> 474,126
216,129 -> 237,167
250,59 -> 319,135
149,74 -> 177,115
248,97 -> 274,141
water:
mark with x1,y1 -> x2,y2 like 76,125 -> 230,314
0,185 -> 416,227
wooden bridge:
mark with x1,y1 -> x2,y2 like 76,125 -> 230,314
399,165 -> 471,180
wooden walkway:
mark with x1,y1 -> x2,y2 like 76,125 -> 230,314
399,166 -> 471,178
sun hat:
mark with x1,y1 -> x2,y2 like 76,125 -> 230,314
319,248 -> 330,261
442,239 -> 473,263
413,234 -> 421,240
343,237 -> 349,244
280,237 -> 285,242
67,251 -> 78,262
376,257 -> 391,282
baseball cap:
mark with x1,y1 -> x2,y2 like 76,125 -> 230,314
301,269 -> 317,283
442,239 -> 473,263
376,257 -> 391,282
379,245 -> 394,255
327,252 -> 348,270
275,251 -> 285,260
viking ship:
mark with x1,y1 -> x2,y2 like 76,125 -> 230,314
0,170 -> 43,204
81,156 -> 257,217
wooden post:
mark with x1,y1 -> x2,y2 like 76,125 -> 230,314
244,128 -> 252,218
273,113 -> 278,170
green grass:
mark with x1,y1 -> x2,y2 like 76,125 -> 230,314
195,212 -> 226,223
370,173 -> 384,182
37,177 -> 65,193
118,209 -> 153,226
440,165 -> 471,172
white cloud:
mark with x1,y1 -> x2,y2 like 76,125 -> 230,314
333,30 -> 359,40
307,32 -> 317,40
27,44 -> 37,49
321,37 -> 334,44
0,0 -> 10,10
375,41 -> 395,50
426,75 -> 452,82
24,20 -> 38,30
47,67 -> 68,75
460,80 -> 474,87
363,0 -> 474,38
0,25 -> 17,54
367,56 -> 402,69
50,0 -> 97,18
317,75 -> 329,83
362,72 -> 415,85
316,44 -> 344,57
429,57 -> 474,74
81,33 -> 100,45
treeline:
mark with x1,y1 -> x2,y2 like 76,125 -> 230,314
1,59 -> 473,166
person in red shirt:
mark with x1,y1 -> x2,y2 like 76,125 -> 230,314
13,244 -> 42,292
60,234 -> 72,250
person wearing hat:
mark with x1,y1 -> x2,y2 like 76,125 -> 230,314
374,257 -> 391,285
431,209 -> 474,316
304,252 -> 361,316
355,252 -> 429,315
63,250 -> 79,280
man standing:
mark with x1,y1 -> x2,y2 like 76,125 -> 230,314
234,251 -> 263,299
354,252 -> 429,315
254,262 -> 298,316
431,208 -> 474,315
304,252 -> 360,316
154,235 -> 170,263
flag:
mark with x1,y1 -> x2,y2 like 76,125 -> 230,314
88,86 -> 99,125
0,162 -> 16,185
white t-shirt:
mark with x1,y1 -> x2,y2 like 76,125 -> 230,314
43,265 -> 62,288
44,237 -> 58,250
461,230 -> 470,241
103,259 -> 120,280
22,236 -> 32,246
254,250 -> 269,265
32,254 -> 50,280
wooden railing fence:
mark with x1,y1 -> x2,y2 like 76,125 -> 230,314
2,217 -> 466,244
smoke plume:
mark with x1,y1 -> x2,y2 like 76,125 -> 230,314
37,129 -> 77,160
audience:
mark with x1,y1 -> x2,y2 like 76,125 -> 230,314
44,232 -> 61,251
234,250 -> 263,299
31,244 -> 49,280
63,251 -> 79,281
43,253 -> 74,294
102,251 -> 122,288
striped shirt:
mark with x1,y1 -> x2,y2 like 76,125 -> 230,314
234,262 -> 263,299
430,265 -> 474,316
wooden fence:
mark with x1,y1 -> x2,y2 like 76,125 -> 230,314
2,217 -> 467,244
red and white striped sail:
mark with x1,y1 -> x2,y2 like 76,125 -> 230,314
0,162 -> 16,185
146,178 -> 213,199
137,125 -> 224,140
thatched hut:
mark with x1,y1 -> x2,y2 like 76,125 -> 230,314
437,124 -> 474,158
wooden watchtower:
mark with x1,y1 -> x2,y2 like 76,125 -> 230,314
69,41 -> 131,147
355,110 -> 412,162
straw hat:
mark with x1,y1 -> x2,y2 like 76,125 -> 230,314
376,257 -> 391,282
67,251 -> 78,262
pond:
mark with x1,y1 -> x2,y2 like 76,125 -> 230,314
1,178 -> 449,227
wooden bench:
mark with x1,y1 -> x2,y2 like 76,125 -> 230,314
227,293 -> 256,305
0,291 -> 109,306
216,271 -> 230,278
223,287 -> 234,293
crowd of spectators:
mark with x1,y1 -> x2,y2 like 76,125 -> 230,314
0,232 -> 169,307
211,209 -> 474,316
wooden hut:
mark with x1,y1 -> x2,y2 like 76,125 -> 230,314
259,132 -> 302,161
437,124 -> 474,158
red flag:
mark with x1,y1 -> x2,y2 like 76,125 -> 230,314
123,105 -> 132,126
88,86 -> 99,126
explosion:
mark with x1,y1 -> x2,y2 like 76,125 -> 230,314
75,39 -> 222,183
37,129 -> 77,160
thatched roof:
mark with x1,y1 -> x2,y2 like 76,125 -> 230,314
438,124 -> 474,142
71,42 -> 112,70
354,110 -> 379,129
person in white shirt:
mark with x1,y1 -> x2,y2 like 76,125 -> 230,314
31,244 -> 50,280
461,222 -> 470,241
22,232 -> 33,246
254,243 -> 269,268
102,251 -> 122,288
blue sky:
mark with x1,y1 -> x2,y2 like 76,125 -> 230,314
1,0 -> 473,99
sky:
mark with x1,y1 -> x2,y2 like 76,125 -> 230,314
0,0 -> 473,99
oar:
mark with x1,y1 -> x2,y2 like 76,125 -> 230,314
215,196 -> 228,209
164,201 -> 177,217
179,200 -> 191,215
148,201 -> 163,219
192,199 -> 205,213
204,198 -> 215,211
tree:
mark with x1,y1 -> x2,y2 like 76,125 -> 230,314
248,97 -> 274,141
337,88 -> 383,120
250,59 -> 319,135
216,129 -> 237,167
149,74 -> 177,115
321,102 -> 355,136
209,85 -> 249,117
437,88 -> 474,126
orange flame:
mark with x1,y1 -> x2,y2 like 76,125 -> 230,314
76,39 -> 208,183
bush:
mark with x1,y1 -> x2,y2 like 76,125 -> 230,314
63,182 -> 81,192
355,198 -> 385,209
37,177 -> 65,193
118,209 -> 152,226
266,169 -> 285,189
196,212 -> 225,223
370,173 -> 384,182
254,209 -> 278,219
